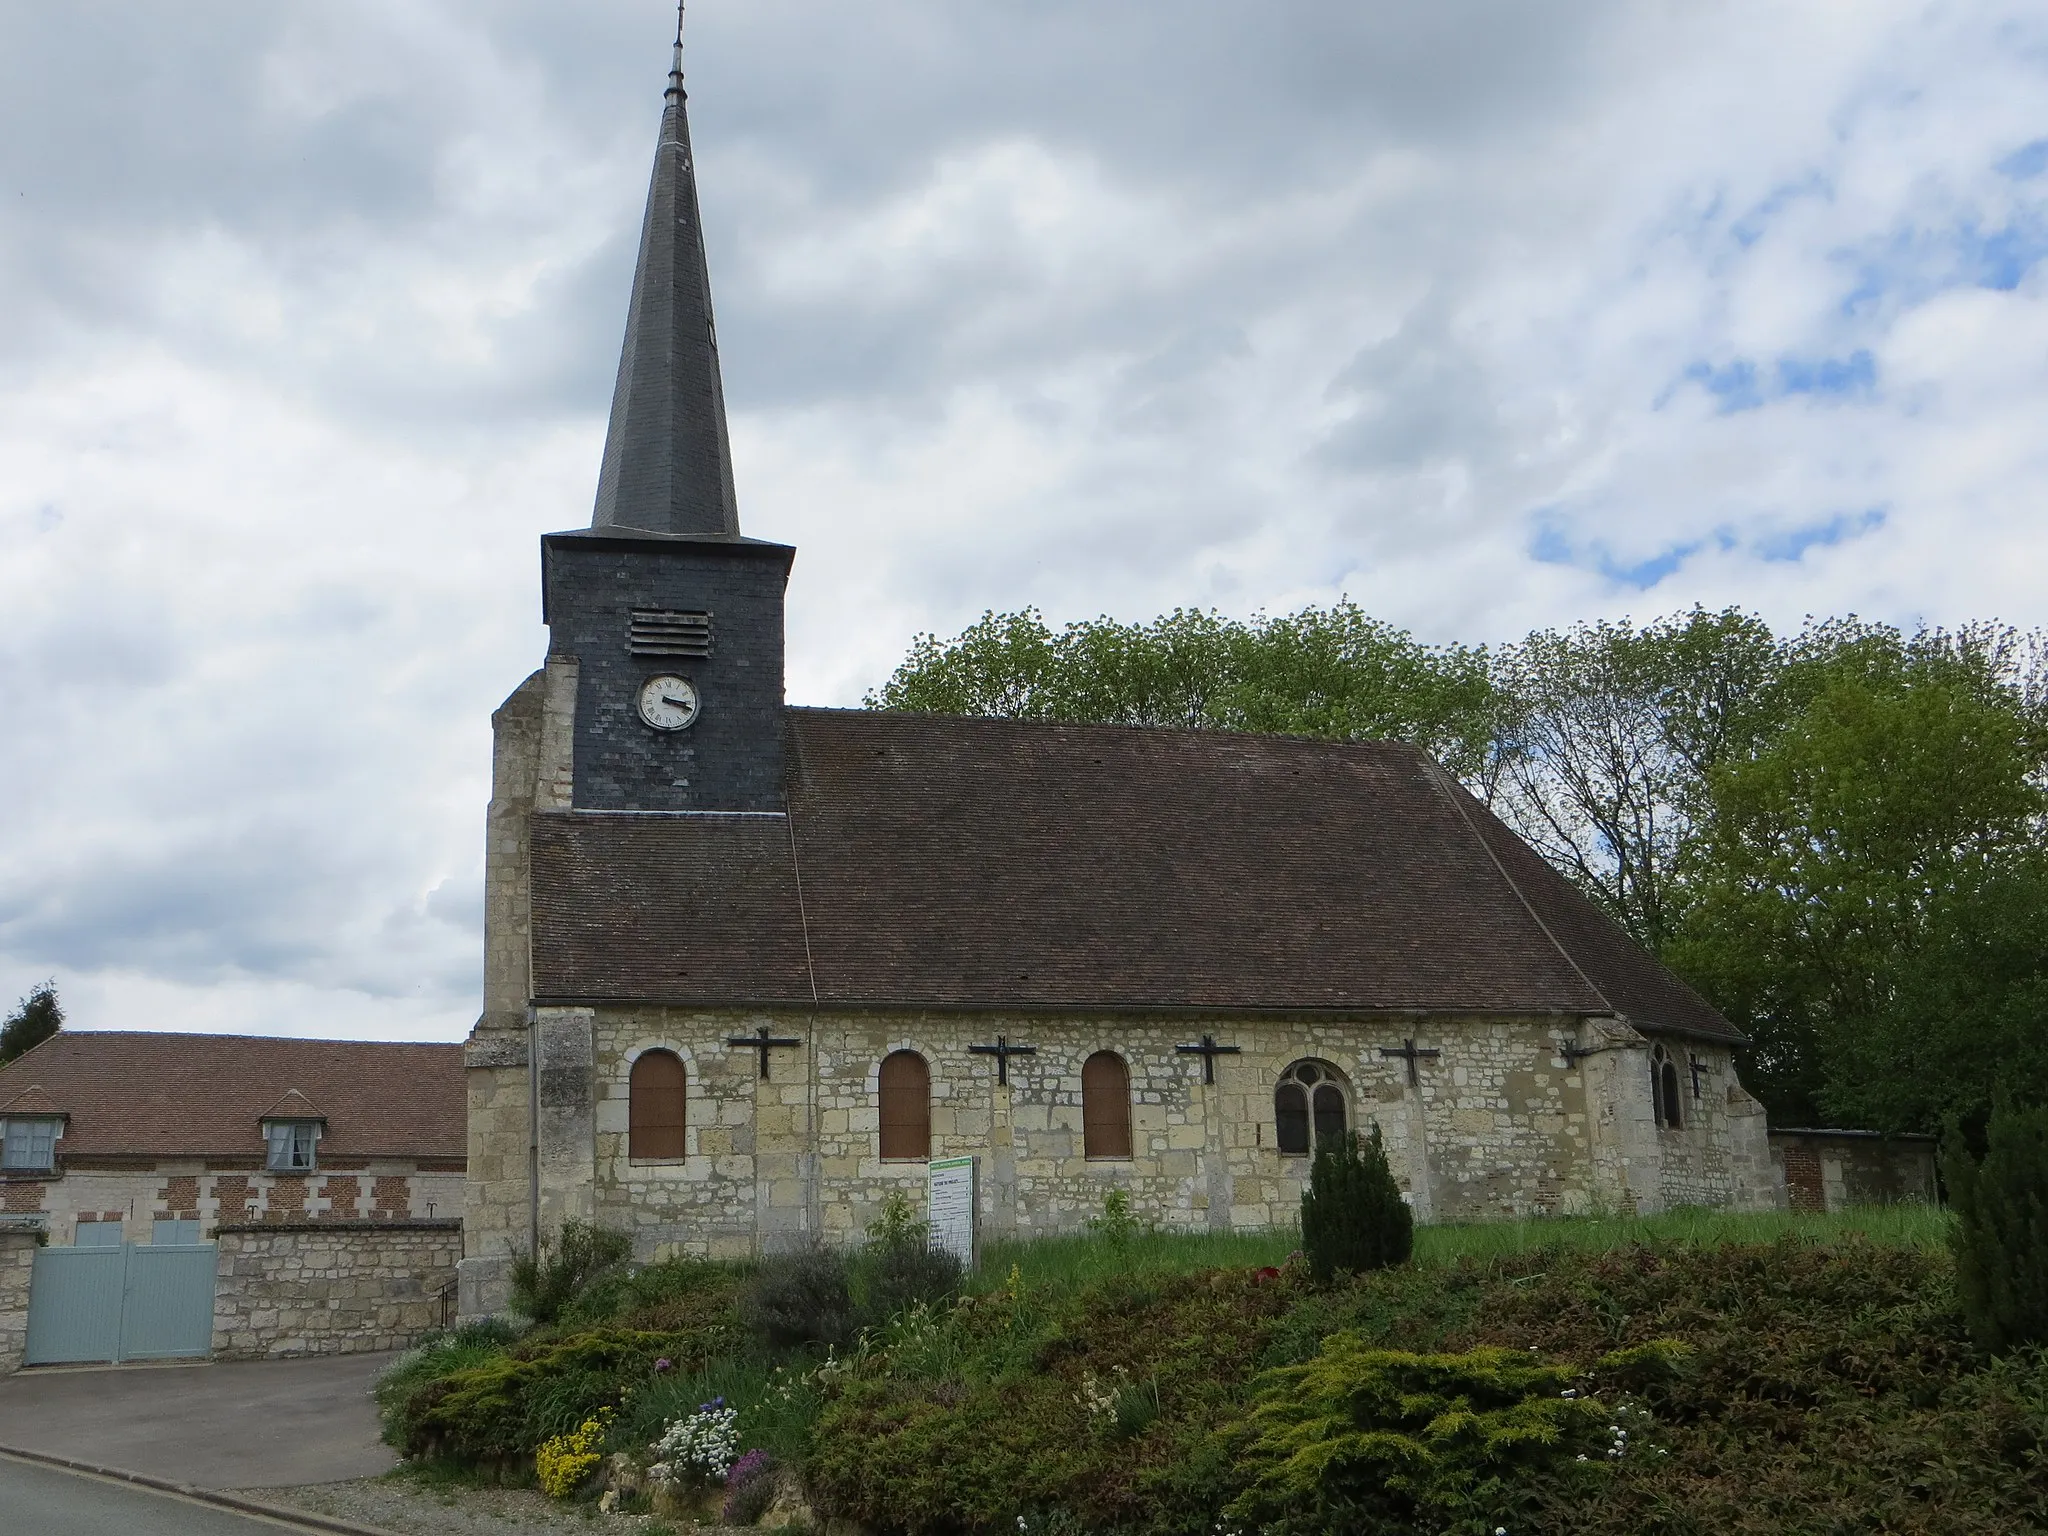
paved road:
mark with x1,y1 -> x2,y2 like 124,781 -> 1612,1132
0,1452 -> 323,1535
0,1352 -> 397,1488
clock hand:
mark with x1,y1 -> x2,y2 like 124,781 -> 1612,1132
662,695 -> 693,709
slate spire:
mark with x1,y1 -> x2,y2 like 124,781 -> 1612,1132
591,2 -> 741,537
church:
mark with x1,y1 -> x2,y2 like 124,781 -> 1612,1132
458,25 -> 1774,1315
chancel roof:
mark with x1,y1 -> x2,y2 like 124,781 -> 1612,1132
529,709 -> 1742,1043
0,1034 -> 464,1160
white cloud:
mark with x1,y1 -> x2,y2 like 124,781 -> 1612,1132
1,0 -> 2045,1038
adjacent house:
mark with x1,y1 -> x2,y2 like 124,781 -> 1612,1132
0,1033 -> 465,1246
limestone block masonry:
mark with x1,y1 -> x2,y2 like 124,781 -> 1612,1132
212,1220 -> 462,1360
0,1229 -> 35,1375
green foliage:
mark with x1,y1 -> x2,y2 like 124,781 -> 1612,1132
849,1191 -> 965,1327
560,1254 -> 742,1335
0,980 -> 61,1066
742,1247 -> 856,1351
1223,1340 -> 1650,1536
509,1221 -> 633,1325
1300,1124 -> 1413,1282
867,601 -> 1503,781
1085,1187 -> 1142,1251
1946,1103 -> 2048,1353
1672,622 -> 2048,1125
388,1329 -> 682,1462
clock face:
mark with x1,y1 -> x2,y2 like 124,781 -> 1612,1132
636,674 -> 701,731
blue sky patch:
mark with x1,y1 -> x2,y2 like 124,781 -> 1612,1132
1681,350 -> 1875,412
1529,513 -> 1715,591
1997,139 -> 2048,180
1754,508 -> 1886,563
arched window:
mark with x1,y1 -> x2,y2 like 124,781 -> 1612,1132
1650,1044 -> 1683,1130
1275,1060 -> 1349,1156
629,1050 -> 687,1160
878,1050 -> 931,1161
1081,1051 -> 1133,1159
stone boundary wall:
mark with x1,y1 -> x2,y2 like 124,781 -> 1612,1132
1768,1129 -> 1939,1213
212,1220 -> 461,1360
0,1229 -> 35,1374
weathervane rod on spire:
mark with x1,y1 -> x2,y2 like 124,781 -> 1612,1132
668,1 -> 687,98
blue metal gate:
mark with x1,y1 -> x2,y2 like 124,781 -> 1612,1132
23,1242 -> 217,1365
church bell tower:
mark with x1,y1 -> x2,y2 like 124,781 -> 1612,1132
541,9 -> 792,814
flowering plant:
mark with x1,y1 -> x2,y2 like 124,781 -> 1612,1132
535,1408 -> 611,1499
647,1396 -> 740,1488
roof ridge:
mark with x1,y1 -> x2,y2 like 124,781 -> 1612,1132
791,704 -> 1433,753
1415,756 -> 1618,1021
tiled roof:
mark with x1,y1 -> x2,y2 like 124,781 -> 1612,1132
0,1034 -> 465,1160
0,1084 -> 65,1118
529,708 -> 1743,1042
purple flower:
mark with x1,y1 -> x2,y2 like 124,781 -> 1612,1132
653,1358 -> 673,1373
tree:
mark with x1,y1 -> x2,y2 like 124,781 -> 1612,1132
1487,607 -> 1783,953
868,602 -> 1503,782
0,981 -> 61,1067
1669,625 -> 2048,1128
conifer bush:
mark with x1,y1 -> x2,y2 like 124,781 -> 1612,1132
1945,1101 -> 2048,1353
1300,1123 -> 1414,1282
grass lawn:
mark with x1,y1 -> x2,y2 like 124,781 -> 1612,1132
972,1201 -> 1951,1292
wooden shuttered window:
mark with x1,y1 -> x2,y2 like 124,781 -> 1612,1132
630,1050 -> 687,1160
878,1050 -> 930,1161
1081,1051 -> 1133,1159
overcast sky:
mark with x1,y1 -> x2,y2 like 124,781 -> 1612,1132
2,1 -> 2045,1043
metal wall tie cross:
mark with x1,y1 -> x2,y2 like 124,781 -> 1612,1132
726,1025 -> 803,1080
1175,1033 -> 1242,1084
968,1034 -> 1036,1085
1378,1037 -> 1442,1087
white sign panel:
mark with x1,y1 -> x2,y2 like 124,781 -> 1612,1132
927,1155 -> 978,1269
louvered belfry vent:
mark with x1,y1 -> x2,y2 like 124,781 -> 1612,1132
629,608 -> 714,657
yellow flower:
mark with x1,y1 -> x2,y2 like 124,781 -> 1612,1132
534,1408 -> 614,1499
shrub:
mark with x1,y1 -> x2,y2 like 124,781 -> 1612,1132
391,1329 -> 681,1462
1946,1102 -> 2048,1353
722,1449 -> 780,1525
1223,1339 -> 1666,1536
1300,1123 -> 1413,1282
510,1220 -> 633,1324
742,1247 -> 856,1350
858,1240 -> 964,1328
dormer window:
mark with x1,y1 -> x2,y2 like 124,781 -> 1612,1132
1,1116 -> 61,1171
264,1120 -> 321,1172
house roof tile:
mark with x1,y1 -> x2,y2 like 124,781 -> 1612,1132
0,1034 -> 464,1160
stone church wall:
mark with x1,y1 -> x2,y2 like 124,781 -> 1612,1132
517,1005 -> 1781,1271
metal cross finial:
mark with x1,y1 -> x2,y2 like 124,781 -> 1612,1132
1377,1037 -> 1442,1088
1175,1033 -> 1242,1085
968,1034 -> 1037,1086
726,1025 -> 803,1080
